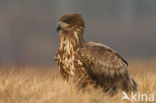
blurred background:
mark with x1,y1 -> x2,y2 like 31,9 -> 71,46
0,0 -> 156,66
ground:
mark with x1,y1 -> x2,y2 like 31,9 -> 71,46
0,60 -> 155,103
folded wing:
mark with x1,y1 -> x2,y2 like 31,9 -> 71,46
75,42 -> 137,92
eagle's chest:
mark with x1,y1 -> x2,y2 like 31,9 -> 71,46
63,55 -> 75,72
56,50 -> 76,76
55,34 -> 85,79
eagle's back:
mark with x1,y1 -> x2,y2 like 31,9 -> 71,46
74,41 -> 137,93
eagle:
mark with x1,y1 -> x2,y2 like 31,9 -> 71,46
55,13 -> 137,95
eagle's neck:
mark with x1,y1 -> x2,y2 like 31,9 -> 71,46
59,28 -> 84,54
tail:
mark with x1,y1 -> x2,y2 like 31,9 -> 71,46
129,78 -> 137,91
121,72 -> 137,92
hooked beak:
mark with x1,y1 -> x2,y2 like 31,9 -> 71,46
56,22 -> 62,32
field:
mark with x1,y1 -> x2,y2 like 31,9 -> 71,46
0,60 -> 156,103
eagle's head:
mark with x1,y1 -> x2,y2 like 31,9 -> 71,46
56,13 -> 85,32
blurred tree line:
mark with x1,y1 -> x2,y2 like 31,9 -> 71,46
0,0 -> 156,65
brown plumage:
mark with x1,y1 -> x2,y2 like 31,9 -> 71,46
55,13 -> 137,95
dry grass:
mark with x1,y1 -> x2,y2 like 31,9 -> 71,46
0,60 -> 156,103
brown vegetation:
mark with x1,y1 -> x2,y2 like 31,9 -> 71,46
0,60 -> 155,103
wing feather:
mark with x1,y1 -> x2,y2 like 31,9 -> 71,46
74,41 -> 136,92
75,41 -> 128,77
74,41 -> 137,92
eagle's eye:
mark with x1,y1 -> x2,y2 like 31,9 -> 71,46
63,18 -> 71,24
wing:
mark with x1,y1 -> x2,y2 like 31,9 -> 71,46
75,41 -> 128,77
74,41 -> 135,91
